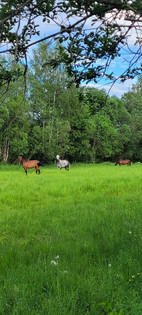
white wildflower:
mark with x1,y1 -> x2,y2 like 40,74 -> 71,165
51,260 -> 58,266
108,263 -> 112,268
129,231 -> 132,234
55,255 -> 59,259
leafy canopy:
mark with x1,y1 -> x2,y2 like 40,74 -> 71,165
0,0 -> 142,85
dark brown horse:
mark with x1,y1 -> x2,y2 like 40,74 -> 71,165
19,156 -> 43,174
115,159 -> 131,166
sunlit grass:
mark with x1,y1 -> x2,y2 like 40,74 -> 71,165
0,162 -> 142,314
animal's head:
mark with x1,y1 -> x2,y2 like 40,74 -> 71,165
115,161 -> 119,165
18,155 -> 23,162
56,155 -> 60,161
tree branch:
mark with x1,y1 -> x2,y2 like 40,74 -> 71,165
0,0 -> 32,26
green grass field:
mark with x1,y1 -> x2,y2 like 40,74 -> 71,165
0,162 -> 142,314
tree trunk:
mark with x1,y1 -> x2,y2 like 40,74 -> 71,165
90,139 -> 97,163
3,139 -> 9,162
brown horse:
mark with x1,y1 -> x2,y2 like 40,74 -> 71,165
115,159 -> 131,166
19,155 -> 43,174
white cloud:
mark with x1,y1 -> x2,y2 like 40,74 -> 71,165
35,16 -> 60,35
81,78 -> 137,98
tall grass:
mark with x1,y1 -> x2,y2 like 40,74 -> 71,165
0,162 -> 142,314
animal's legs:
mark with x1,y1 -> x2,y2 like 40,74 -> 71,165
36,166 -> 40,174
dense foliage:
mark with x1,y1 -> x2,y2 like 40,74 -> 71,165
0,43 -> 142,163
0,0 -> 142,85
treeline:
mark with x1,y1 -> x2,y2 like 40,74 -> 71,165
0,43 -> 142,163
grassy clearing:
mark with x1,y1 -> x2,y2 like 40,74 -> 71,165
0,162 -> 142,314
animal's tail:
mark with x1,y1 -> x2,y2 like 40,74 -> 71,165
38,161 -> 44,167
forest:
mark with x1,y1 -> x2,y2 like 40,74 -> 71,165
0,43 -> 142,164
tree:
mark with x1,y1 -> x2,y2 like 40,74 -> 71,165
88,113 -> 118,162
0,79 -> 30,162
83,86 -> 134,161
0,0 -> 142,87
122,76 -> 142,161
27,42 -> 72,161
83,88 -> 107,115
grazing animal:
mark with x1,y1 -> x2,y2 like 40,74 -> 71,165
115,159 -> 131,166
55,155 -> 70,171
19,155 -> 43,175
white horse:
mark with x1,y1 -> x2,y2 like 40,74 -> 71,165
55,155 -> 70,171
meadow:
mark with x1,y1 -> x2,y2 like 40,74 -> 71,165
0,162 -> 142,314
